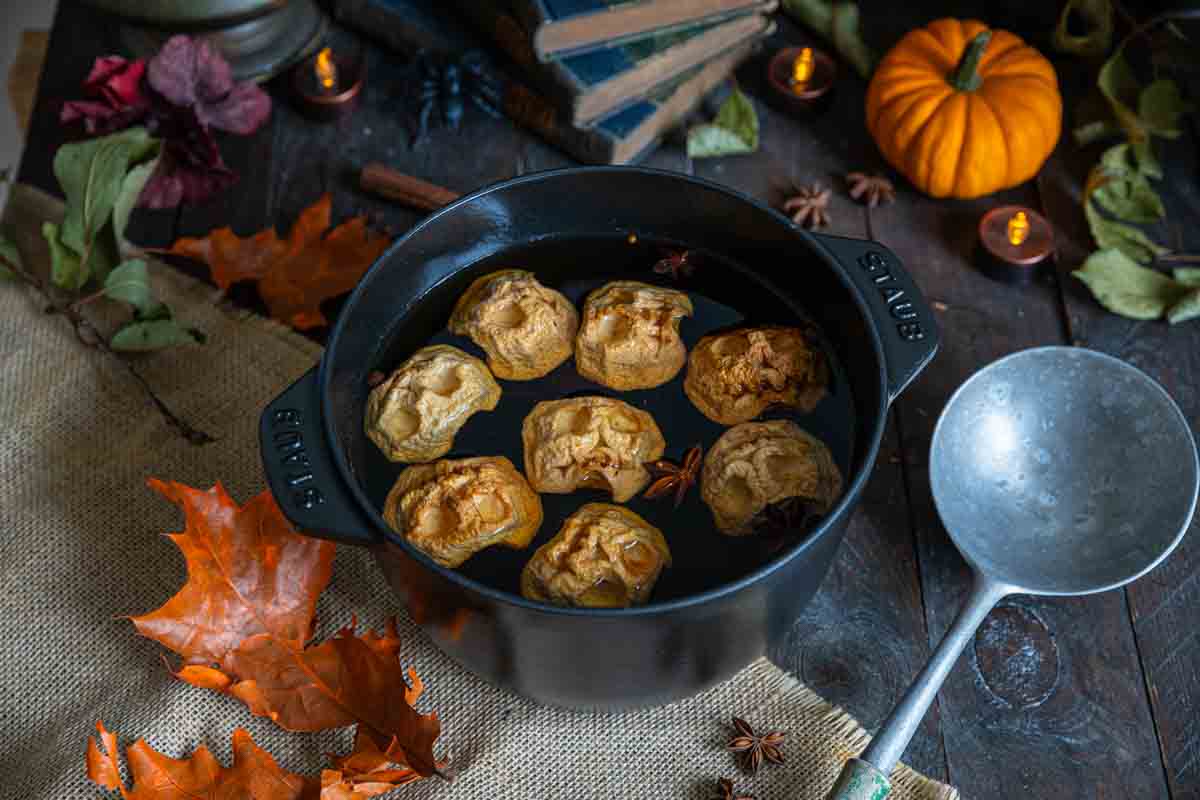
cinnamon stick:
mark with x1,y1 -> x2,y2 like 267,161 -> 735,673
359,163 -> 461,212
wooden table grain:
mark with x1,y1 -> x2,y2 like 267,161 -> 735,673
18,3 -> 1200,798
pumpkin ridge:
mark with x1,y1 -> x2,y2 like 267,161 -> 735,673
869,82 -> 948,131
967,91 -> 1010,190
898,89 -> 960,188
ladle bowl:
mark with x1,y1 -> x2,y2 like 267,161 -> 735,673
828,347 -> 1198,800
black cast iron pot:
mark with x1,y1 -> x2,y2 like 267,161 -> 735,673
260,167 -> 937,710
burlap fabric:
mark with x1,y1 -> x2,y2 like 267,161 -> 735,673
0,184 -> 957,800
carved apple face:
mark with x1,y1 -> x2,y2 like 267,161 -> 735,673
449,269 -> 579,380
521,396 -> 665,503
575,281 -> 693,390
364,344 -> 501,463
684,325 -> 828,426
701,420 -> 842,536
382,456 -> 543,568
520,503 -> 671,607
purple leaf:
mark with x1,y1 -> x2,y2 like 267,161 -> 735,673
147,35 -> 270,135
138,105 -> 237,208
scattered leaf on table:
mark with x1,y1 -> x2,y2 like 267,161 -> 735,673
42,221 -> 85,290
1073,248 -> 1188,319
1131,139 -> 1162,178
1173,268 -> 1200,286
60,56 -> 150,135
147,35 -> 272,135
134,478 -> 442,778
103,259 -> 155,312
88,721 -> 309,799
168,194 -> 391,329
53,126 -> 159,284
0,235 -> 21,280
687,87 -> 759,158
114,159 -> 158,244
1098,50 -> 1146,143
110,317 -> 204,351
780,0 -> 876,78
1138,79 -> 1193,139
132,478 -> 335,665
1167,288 -> 1200,324
1053,0 -> 1113,56
1092,172 -> 1165,223
1084,201 -> 1167,263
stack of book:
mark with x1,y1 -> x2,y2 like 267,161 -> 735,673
334,0 -> 777,164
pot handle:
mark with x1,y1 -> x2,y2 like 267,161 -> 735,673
260,367 -> 379,545
811,233 -> 939,403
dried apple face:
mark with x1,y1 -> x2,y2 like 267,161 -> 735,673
520,503 -> 671,607
522,396 -> 666,503
382,456 -> 543,568
701,420 -> 843,536
575,281 -> 694,390
684,325 -> 828,425
364,344 -> 501,463
449,269 -> 579,380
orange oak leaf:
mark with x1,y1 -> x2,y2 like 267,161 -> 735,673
88,722 -> 423,800
135,479 -> 443,779
87,721 -> 309,799
220,620 -> 442,776
132,479 -> 335,667
168,194 -> 391,330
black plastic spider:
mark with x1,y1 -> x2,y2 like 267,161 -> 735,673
406,50 -> 504,143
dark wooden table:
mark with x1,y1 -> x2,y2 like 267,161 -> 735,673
19,3 -> 1200,798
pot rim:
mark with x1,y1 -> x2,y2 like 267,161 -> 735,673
322,165 -> 891,617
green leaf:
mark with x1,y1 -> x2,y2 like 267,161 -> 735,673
1138,79 -> 1193,139
1131,140 -> 1162,178
53,127 -> 158,282
1092,173 -> 1165,223
1053,0 -> 1114,57
1073,248 -> 1187,320
0,236 -> 21,280
1074,119 -> 1122,146
103,259 -> 156,313
1167,288 -> 1200,324
780,0 -> 876,78
113,158 -> 157,245
110,318 -> 204,351
687,88 -> 759,158
42,221 -> 86,290
1099,143 -> 1133,175
1098,51 -> 1147,142
1173,268 -> 1200,286
1085,201 -> 1167,263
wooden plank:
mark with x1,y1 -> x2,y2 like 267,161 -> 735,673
1043,116 -> 1200,798
886,170 -> 1169,797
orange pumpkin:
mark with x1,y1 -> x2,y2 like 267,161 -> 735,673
865,19 -> 1062,199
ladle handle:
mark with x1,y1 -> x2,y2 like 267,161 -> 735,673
824,575 -> 1009,800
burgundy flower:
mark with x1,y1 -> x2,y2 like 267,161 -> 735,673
60,56 -> 150,134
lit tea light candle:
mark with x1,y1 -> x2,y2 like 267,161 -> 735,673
767,45 -> 836,115
977,205 -> 1054,285
291,44 -> 364,122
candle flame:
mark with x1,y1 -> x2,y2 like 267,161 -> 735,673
315,47 -> 337,93
1007,211 -> 1030,246
791,47 -> 814,89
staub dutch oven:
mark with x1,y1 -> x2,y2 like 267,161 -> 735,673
260,167 -> 937,710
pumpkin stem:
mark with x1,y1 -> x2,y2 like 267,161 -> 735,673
948,30 -> 991,92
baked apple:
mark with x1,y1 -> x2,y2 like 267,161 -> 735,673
575,280 -> 693,390
365,344 -> 501,463
449,269 -> 578,380
520,503 -> 671,607
382,456 -> 542,568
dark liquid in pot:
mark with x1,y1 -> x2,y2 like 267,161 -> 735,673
356,235 -> 857,603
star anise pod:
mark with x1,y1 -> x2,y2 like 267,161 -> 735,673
782,183 -> 831,229
652,248 -> 696,279
845,172 -> 896,207
727,716 -> 786,775
642,444 -> 702,507
710,777 -> 754,800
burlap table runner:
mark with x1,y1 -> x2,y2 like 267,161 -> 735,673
0,184 -> 956,800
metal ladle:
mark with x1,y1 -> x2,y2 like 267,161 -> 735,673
827,347 -> 1199,800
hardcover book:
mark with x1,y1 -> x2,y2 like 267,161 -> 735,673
452,0 -> 774,125
509,0 -> 777,61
